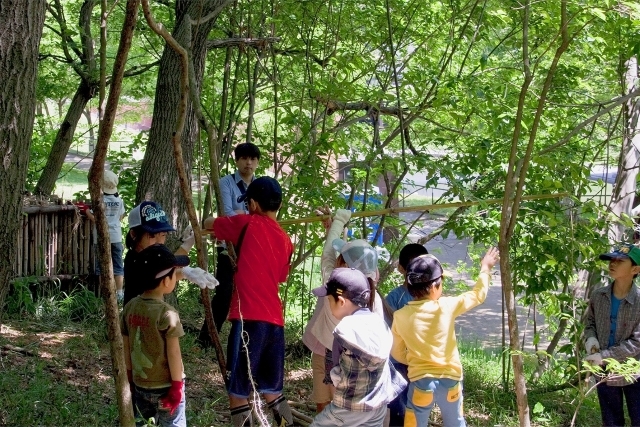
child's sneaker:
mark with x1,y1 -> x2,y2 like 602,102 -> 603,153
116,290 -> 124,304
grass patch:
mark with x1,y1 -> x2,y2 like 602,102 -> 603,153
459,341 -> 601,427
0,285 -> 603,427
54,166 -> 89,200
400,194 -> 459,216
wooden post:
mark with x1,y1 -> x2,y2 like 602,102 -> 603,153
83,217 -> 90,274
23,214 -> 28,276
28,214 -> 35,275
54,213 -> 60,274
72,215 -> 78,274
36,213 -> 41,274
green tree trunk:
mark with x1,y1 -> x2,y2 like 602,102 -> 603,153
0,0 -> 47,320
34,79 -> 95,195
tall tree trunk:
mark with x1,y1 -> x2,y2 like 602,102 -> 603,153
34,79 -> 94,195
136,0 -> 229,232
0,0 -> 46,320
609,56 -> 639,242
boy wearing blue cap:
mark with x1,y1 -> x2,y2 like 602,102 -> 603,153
584,243 -> 640,427
123,201 -> 217,306
310,268 -> 406,427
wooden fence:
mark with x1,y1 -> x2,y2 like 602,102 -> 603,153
15,204 -> 96,280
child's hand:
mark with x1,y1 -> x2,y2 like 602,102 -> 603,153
315,206 -> 332,231
182,267 -> 219,289
480,247 -> 500,272
179,225 -> 195,252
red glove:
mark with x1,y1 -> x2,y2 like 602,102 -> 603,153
159,380 -> 183,415
74,201 -> 89,215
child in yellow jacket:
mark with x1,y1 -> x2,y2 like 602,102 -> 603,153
390,248 -> 499,427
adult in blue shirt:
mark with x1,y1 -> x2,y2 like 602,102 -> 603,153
198,142 -> 260,348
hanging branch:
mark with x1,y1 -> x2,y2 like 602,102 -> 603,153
140,0 -> 227,380
88,1 -> 141,425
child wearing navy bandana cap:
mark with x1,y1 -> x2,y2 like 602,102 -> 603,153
584,243 -> 640,427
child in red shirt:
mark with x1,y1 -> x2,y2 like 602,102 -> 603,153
204,176 -> 296,427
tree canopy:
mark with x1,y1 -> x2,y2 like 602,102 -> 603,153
4,0 -> 640,425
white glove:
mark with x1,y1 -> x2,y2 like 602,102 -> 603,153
585,352 -> 603,366
329,365 -> 342,388
181,266 -> 218,289
333,209 -> 351,225
180,225 -> 195,252
585,337 -> 600,354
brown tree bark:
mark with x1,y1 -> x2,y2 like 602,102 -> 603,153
0,0 -> 47,320
88,1 -> 140,425
136,0 -> 231,231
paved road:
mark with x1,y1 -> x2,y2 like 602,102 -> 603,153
406,215 -> 547,351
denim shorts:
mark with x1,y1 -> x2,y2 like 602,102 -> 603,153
95,242 -> 124,276
133,382 -> 186,427
226,320 -> 285,398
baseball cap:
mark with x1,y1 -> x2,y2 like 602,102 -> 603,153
238,176 -> 282,210
600,243 -> 640,265
102,170 -> 118,194
312,267 -> 371,307
128,201 -> 176,233
134,244 -> 190,282
332,239 -> 378,280
406,254 -> 446,285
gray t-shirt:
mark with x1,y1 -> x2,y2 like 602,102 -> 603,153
103,194 -> 125,243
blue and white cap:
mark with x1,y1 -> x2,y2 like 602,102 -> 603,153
128,201 -> 175,233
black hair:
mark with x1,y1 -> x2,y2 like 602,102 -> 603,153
125,226 -> 163,250
249,195 -> 281,213
138,268 -> 176,293
399,243 -> 429,270
234,142 -> 261,160
407,276 -> 442,299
